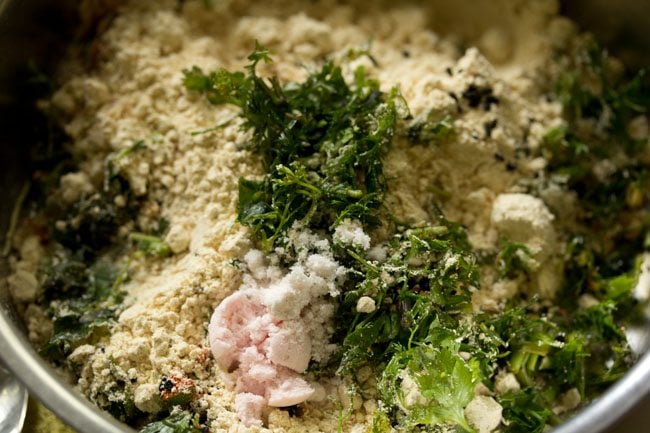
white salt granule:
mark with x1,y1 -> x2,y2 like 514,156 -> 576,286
333,219 -> 371,250
464,395 -> 503,433
356,296 -> 376,313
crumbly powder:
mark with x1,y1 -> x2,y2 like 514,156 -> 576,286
333,219 -> 371,251
6,0 -> 578,431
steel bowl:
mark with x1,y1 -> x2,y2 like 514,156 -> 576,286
0,1 -> 648,432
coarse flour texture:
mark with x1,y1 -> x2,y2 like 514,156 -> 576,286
7,0 -> 580,431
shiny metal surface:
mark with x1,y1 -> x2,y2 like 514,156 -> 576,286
0,364 -> 27,433
0,1 -> 134,431
0,1 -> 648,433
0,288 -> 133,433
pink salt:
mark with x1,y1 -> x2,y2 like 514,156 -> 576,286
208,290 -> 316,426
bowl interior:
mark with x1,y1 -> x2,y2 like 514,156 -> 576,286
0,1 -> 648,433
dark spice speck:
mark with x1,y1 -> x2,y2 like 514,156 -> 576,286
285,405 -> 303,417
159,377 -> 174,392
484,119 -> 498,138
462,84 -> 499,110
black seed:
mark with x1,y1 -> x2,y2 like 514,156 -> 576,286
494,152 -> 505,162
285,405 -> 303,417
159,377 -> 174,392
462,84 -> 484,108
461,84 -> 500,111
448,92 -> 463,114
484,119 -> 498,138
483,95 -> 500,111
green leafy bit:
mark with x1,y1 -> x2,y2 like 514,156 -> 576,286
184,42 -> 406,249
496,239 -> 533,279
554,45 -> 648,143
500,388 -> 554,433
370,410 -> 393,433
545,43 -> 650,235
106,140 -> 149,182
39,168 -> 139,362
52,174 -> 137,257
114,140 -> 148,161
379,344 -> 479,431
482,296 -> 632,407
40,252 -> 128,360
131,233 -> 172,258
335,219 -> 478,375
406,115 -> 454,144
139,412 -> 204,433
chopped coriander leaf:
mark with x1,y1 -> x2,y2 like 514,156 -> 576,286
51,174 -> 138,258
370,410 -> 392,433
379,345 -> 479,432
37,162 -> 138,363
131,233 -> 172,258
500,388 -> 555,433
185,42 -> 406,248
40,255 -> 128,361
114,140 -> 147,161
555,44 -> 649,145
53,195 -> 123,254
496,239 -> 533,279
546,44 -> 650,239
406,115 -> 454,144
139,412 -> 204,433
334,217 -> 478,376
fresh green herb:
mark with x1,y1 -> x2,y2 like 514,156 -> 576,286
546,43 -> 650,239
496,239 -> 533,279
482,293 -> 632,404
38,169 -> 138,363
131,233 -> 172,258
380,344 -> 479,431
184,42 -> 406,249
40,254 -> 128,360
334,219 -> 478,376
407,115 -> 454,144
370,410 -> 393,433
52,175 -> 137,257
139,412 -> 204,433
500,388 -> 554,433
189,118 -> 234,136
114,140 -> 148,161
555,44 -> 648,145
515,43 -> 650,418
